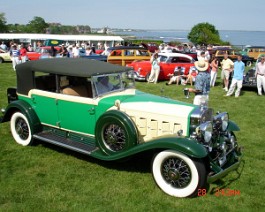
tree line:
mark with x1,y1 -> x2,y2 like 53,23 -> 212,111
0,13 -> 92,35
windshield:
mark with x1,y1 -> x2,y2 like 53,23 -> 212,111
158,55 -> 168,62
92,70 -> 135,96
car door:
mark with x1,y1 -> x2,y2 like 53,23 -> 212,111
57,80 -> 97,135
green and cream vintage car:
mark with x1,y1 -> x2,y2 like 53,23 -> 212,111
0,58 -> 242,198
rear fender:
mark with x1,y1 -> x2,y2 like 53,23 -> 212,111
1,100 -> 42,133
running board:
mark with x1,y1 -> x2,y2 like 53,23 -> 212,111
33,131 -> 98,155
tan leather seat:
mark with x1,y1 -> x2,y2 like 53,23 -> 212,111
62,85 -> 88,97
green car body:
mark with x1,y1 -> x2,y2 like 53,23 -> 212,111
1,58 -> 242,198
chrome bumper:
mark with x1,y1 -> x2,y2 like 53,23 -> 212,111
207,158 -> 241,184
133,72 -> 146,81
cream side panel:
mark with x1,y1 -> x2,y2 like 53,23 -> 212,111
109,102 -> 194,142
121,102 -> 193,118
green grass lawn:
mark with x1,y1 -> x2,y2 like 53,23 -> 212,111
0,62 -> 264,211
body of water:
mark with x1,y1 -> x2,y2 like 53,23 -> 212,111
114,29 -> 265,46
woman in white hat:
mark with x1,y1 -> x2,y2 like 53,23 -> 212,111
193,60 -> 210,94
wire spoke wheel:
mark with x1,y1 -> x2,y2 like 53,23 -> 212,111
15,117 -> 30,140
95,110 -> 138,155
103,124 -> 126,151
10,112 -> 33,146
161,157 -> 191,188
152,150 -> 207,198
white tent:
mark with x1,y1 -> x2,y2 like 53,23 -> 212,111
0,33 -> 124,47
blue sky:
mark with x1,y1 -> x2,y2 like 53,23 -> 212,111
1,0 -> 263,31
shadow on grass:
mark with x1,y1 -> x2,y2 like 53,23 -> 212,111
35,140 -> 153,174
208,159 -> 245,195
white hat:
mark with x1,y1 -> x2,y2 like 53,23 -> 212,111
194,60 -> 209,71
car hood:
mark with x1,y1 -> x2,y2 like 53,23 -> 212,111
101,90 -> 197,141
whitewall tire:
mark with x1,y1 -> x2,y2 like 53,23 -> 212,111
152,150 -> 206,198
10,112 -> 33,146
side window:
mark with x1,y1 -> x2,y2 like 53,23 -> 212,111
93,74 -> 122,96
159,56 -> 167,62
124,50 -> 134,56
34,72 -> 56,92
110,50 -> 121,56
60,76 -> 93,98
171,57 -> 178,63
178,57 -> 191,63
137,50 -> 149,56
216,50 -> 223,56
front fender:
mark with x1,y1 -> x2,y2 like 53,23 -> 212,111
92,135 -> 208,161
228,120 -> 240,131
1,100 -> 42,133
140,136 -> 208,158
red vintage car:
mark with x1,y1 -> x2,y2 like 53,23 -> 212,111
27,46 -> 61,61
127,53 -> 195,81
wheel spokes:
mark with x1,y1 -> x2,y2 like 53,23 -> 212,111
103,124 -> 126,151
162,157 -> 191,188
15,118 -> 29,140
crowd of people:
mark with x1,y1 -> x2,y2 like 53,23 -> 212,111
0,40 -> 115,71
6,42 -> 29,71
146,44 -> 256,98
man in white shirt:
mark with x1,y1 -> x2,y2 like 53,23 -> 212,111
72,44 -> 80,58
255,56 -> 265,95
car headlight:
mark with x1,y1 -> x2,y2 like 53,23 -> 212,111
196,121 -> 213,143
214,112 -> 229,131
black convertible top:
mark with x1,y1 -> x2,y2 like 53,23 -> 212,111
15,58 -> 131,95
16,58 -> 130,77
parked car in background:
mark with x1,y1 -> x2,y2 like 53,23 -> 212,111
0,58 -> 242,198
171,48 -> 198,61
0,48 -> 12,63
242,54 -> 265,87
127,52 -> 195,81
241,45 -> 265,60
26,46 -> 61,60
141,42 -> 159,53
79,48 -> 108,61
214,48 -> 254,67
80,54 -> 108,62
107,46 -> 152,66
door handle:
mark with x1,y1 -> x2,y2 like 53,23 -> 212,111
88,107 -> 95,115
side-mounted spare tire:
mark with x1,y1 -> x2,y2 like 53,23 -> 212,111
95,110 -> 138,155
